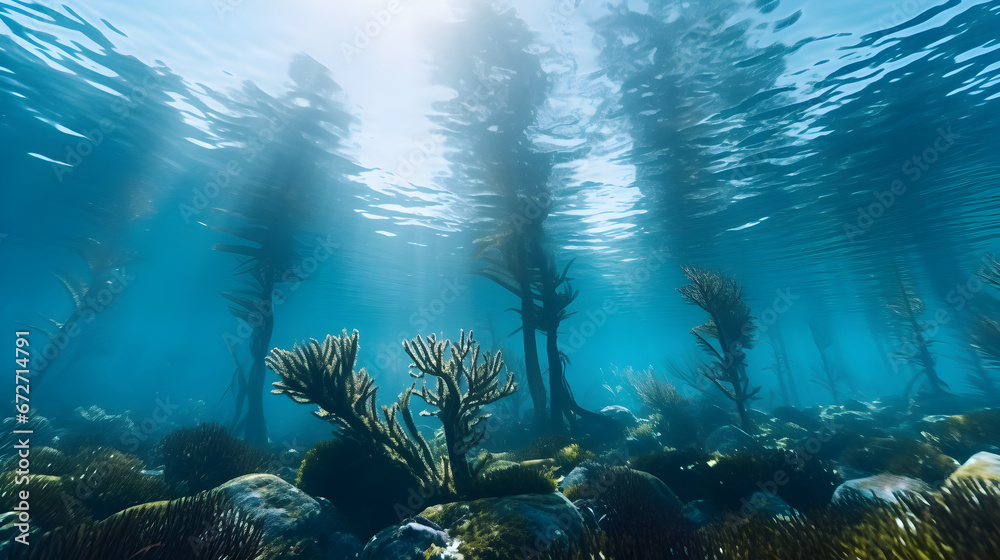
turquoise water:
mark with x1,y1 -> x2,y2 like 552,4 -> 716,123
1,0 -> 999,471
3,1 -> 1000,558
0,1 -> 1000,436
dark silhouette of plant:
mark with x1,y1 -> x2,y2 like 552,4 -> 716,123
429,3 -> 610,435
24,239 -> 139,382
766,324 -> 800,407
677,266 -> 758,432
808,318 -> 843,405
885,262 -> 947,397
207,55 -> 360,445
474,225 -> 549,429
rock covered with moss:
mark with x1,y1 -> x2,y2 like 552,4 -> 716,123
361,516 -> 451,560
947,451 -> 1000,483
420,493 -> 584,560
218,473 -> 362,559
839,436 -> 959,483
922,408 -> 1000,462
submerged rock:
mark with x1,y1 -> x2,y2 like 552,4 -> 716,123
681,499 -> 717,527
832,473 -> 932,504
559,460 -> 598,492
361,516 -> 450,560
820,408 -> 884,437
421,492 -> 584,560
947,451 -> 1000,483
705,425 -> 761,455
599,405 -> 638,428
217,473 -> 363,559
771,406 -> 823,432
922,408 -> 1000,463
840,436 -> 959,484
842,398 -> 870,413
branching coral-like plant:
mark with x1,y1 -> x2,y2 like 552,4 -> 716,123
268,329 -> 443,491
677,265 -> 759,432
403,330 -> 517,494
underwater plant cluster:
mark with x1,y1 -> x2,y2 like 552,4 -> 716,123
4,0 -> 1000,557
4,321 -> 1000,559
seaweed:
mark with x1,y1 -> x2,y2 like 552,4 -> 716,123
156,423 -> 273,495
677,266 -> 759,432
8,489 -> 265,560
295,437 -> 427,538
403,330 -> 517,494
268,330 -> 446,494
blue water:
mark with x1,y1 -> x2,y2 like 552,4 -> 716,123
1,0 -> 999,439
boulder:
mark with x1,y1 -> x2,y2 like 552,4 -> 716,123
559,462 -> 594,492
704,425 -> 761,455
361,516 -> 451,560
600,405 -> 639,428
947,451 -> 1000,484
421,492 -> 584,560
217,474 -> 363,559
832,474 -> 931,504
843,398 -> 870,413
771,406 -> 822,432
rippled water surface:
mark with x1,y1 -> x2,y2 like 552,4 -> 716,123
2,0 -> 999,416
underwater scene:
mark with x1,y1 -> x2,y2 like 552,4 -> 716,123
2,0 -> 1000,558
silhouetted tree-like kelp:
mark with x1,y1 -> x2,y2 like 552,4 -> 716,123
428,3 -> 608,434
1,2 -> 203,384
885,261 -> 947,397
204,54 -> 361,445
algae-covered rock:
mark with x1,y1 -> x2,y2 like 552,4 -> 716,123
832,473 -> 932,504
705,424 -> 761,455
6,489 -> 265,560
771,406 -> 823,432
421,492 -> 583,560
361,516 -> 450,560
947,451 -> 1000,483
840,436 -> 959,484
922,408 -> 1000,463
820,407 -> 885,437
218,473 -> 362,559
599,405 -> 638,428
